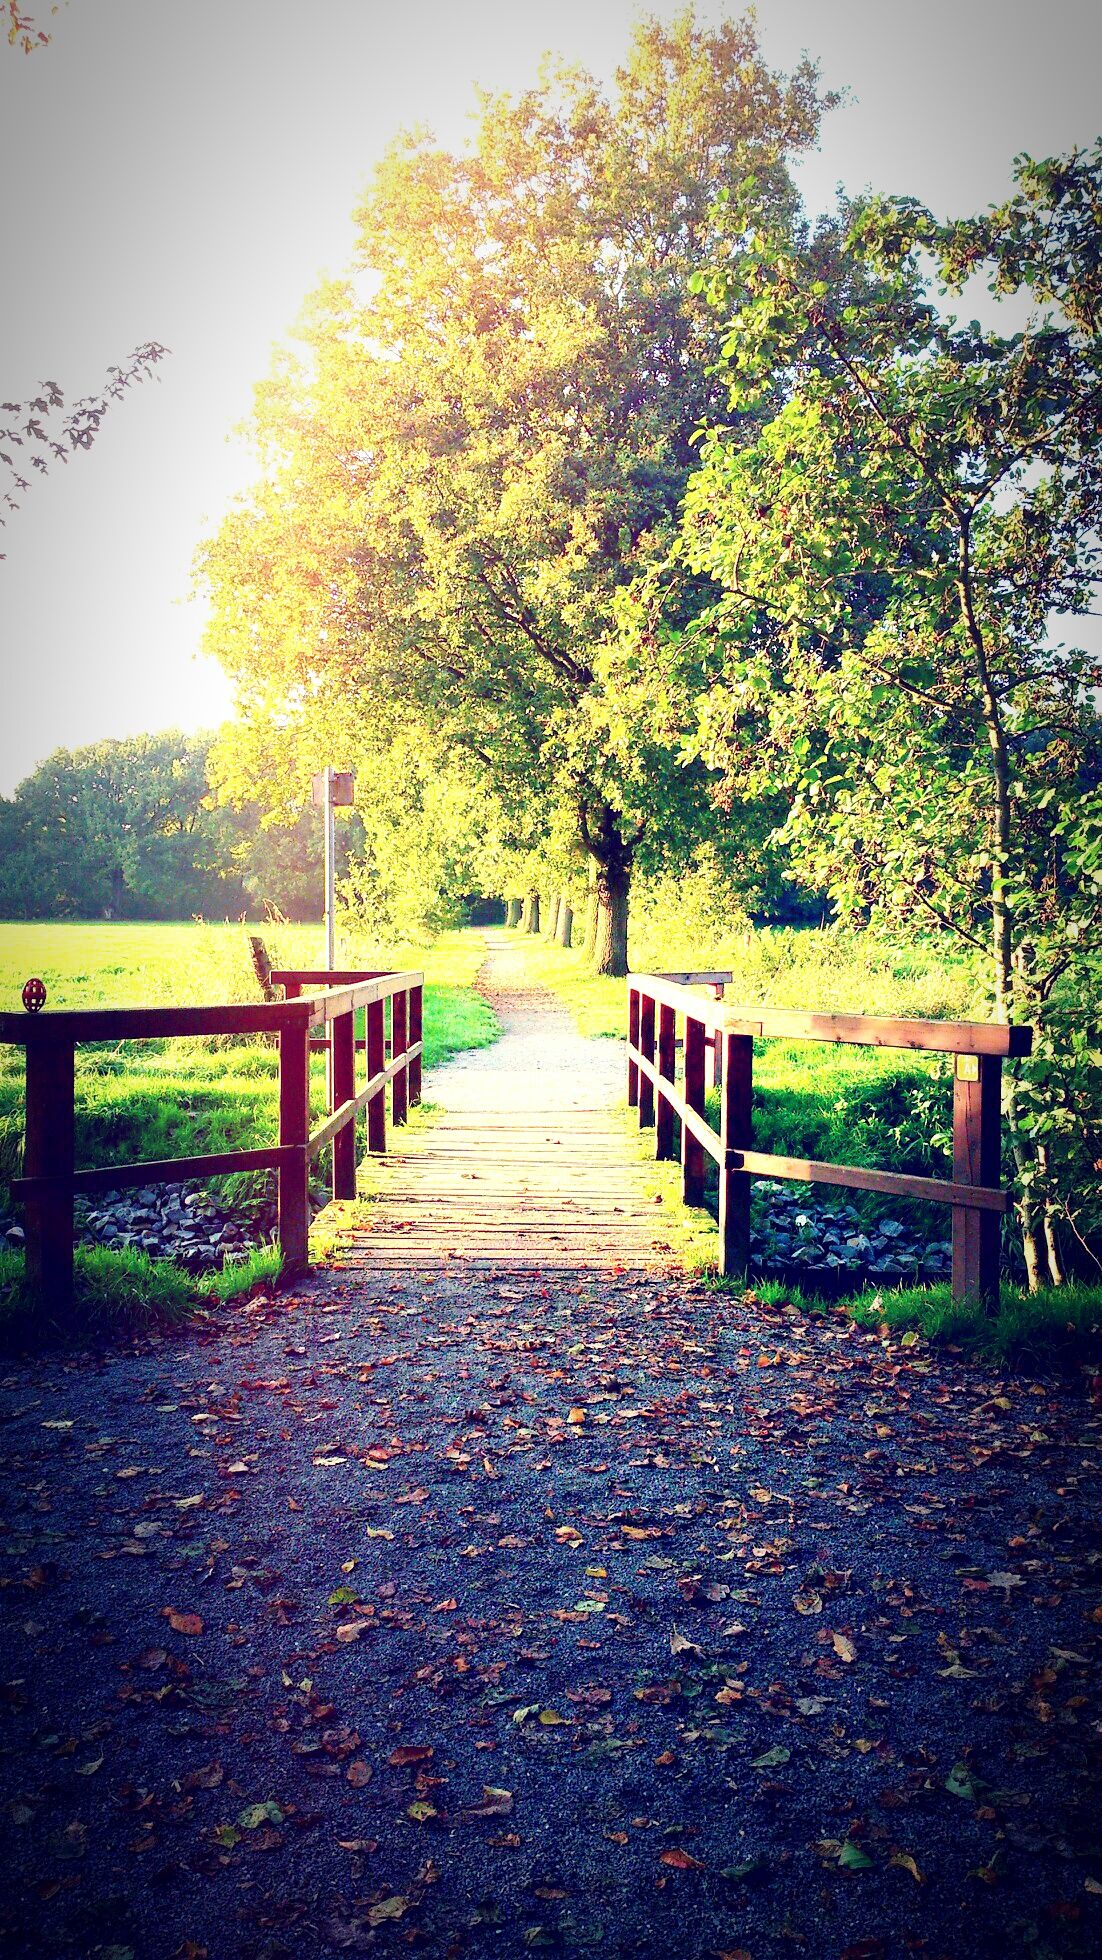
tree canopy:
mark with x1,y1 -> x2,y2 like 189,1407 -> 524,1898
0,730 -> 348,923
198,9 -> 830,971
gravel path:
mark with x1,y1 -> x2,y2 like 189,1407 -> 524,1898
1,1268 -> 1099,1959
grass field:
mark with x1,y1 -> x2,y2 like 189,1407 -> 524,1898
0,921 -> 498,1217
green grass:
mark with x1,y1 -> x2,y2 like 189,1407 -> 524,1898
846,1278 -> 1102,1368
0,1238 -> 280,1349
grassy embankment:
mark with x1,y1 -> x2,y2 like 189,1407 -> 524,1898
508,925 -> 1102,1366
0,921 -> 498,1332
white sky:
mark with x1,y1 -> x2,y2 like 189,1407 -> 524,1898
1,0 -> 1099,793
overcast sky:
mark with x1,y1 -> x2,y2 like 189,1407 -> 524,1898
1,0 -> 1099,793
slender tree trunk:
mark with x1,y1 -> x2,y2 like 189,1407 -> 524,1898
522,890 -> 540,935
506,897 -> 521,928
959,528 -> 1052,1292
550,894 -> 562,938
556,902 -> 573,949
581,861 -> 598,962
1039,1144 -> 1066,1284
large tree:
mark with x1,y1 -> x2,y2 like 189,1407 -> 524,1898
198,9 -> 828,972
665,145 -> 1102,1285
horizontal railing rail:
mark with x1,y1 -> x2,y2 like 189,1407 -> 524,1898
3,968 -> 423,1311
627,972 -> 1032,1303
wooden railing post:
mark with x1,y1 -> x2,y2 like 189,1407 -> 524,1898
392,988 -> 409,1125
627,986 -> 640,1107
409,984 -> 423,1106
366,998 -> 386,1152
712,981 -> 725,1087
24,1033 -> 75,1313
278,1012 -> 311,1279
718,1029 -> 753,1278
682,1013 -> 706,1208
638,992 -> 656,1128
331,1003 -> 357,1201
656,1002 -> 677,1160
952,1053 -> 1002,1304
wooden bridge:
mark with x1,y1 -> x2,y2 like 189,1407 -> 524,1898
1,935 -> 1031,1308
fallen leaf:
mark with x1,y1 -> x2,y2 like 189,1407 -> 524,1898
389,1745 -> 434,1767
890,1852 -> 924,1883
345,1760 -> 372,1787
161,1608 -> 204,1637
237,1801 -> 283,1830
831,1633 -> 856,1664
181,1761 -> 223,1792
367,1896 -> 409,1927
660,1846 -> 706,1871
945,1762 -> 985,1802
838,1840 -> 874,1871
464,1786 -> 513,1817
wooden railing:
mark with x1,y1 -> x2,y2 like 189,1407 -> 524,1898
627,971 -> 1032,1303
1,968 -> 423,1311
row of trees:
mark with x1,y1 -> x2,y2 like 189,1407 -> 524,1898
0,731 -> 349,921
197,10 -> 1101,1285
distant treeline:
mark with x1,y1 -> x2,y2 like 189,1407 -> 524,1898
0,732 -> 355,922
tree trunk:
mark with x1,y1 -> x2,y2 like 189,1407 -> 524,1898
522,890 -> 540,934
506,897 -> 521,928
550,894 -> 563,939
556,902 -> 573,950
958,527 -> 1045,1292
590,861 -> 630,977
581,860 -> 598,962
579,804 -> 636,978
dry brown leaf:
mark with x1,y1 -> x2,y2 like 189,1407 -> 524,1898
161,1607 -> 204,1636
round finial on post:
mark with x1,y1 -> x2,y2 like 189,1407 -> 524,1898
22,977 -> 47,1014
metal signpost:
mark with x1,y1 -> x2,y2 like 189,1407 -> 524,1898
311,768 -> 355,970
